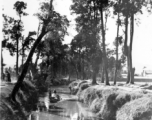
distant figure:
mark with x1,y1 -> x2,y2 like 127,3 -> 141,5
5,69 -> 11,82
2,73 -> 5,81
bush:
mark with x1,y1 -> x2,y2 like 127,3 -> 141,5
77,83 -> 90,96
78,85 -> 151,120
33,74 -> 49,95
90,98 -> 104,113
78,86 -> 98,105
116,96 -> 152,120
68,80 -> 80,95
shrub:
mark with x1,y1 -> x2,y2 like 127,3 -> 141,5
97,89 -> 144,120
79,86 -> 98,105
68,80 -> 82,95
78,85 -> 150,120
116,96 -> 152,120
77,83 -> 90,96
0,80 -> 39,120
90,98 -> 104,113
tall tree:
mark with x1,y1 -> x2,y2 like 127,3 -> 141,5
11,0 -> 69,101
113,0 -> 122,84
119,0 -> 145,84
2,15 -> 16,77
13,1 -> 28,78
96,0 -> 110,85
71,0 -> 103,84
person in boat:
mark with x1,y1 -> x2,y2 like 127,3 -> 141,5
50,90 -> 61,102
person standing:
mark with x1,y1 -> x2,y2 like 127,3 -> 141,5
5,69 -> 11,82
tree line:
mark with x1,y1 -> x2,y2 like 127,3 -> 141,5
2,0 -> 152,102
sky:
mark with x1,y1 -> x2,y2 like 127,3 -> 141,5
1,0 -> 152,74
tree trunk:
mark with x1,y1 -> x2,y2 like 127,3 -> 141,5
99,7 -> 110,85
92,69 -> 97,84
76,66 -> 79,80
34,49 -> 40,67
92,65 -> 99,84
16,37 -> 19,79
113,67 -> 117,85
129,13 -> 134,84
126,54 -> 130,84
101,65 -> 104,83
124,12 -> 129,84
16,19 -> 21,79
68,63 -> 71,81
1,49 -> 3,80
131,67 -> 135,83
22,36 -> 24,67
82,53 -> 85,80
114,8 -> 120,85
11,26 -> 46,102
22,47 -> 24,67
78,49 -> 81,79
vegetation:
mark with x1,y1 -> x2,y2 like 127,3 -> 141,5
1,0 -> 152,120
77,83 -> 152,120
117,96 -> 152,120
0,80 -> 38,120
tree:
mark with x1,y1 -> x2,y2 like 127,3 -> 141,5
2,15 -> 16,79
95,0 -> 110,85
71,0 -> 103,84
41,32 -> 69,79
2,1 -> 28,79
119,0 -> 146,84
113,0 -> 122,85
11,0 -> 69,101
13,1 -> 28,78
20,31 -> 36,67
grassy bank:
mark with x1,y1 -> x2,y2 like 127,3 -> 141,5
0,80 -> 38,120
69,80 -> 152,120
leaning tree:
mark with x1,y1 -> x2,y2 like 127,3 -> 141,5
11,0 -> 69,102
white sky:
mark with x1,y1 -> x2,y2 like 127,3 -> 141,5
1,0 -> 152,73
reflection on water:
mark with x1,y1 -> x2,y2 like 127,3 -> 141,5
29,86 -> 102,120
49,100 -> 100,120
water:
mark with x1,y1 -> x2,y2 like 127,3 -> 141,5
29,86 -> 102,120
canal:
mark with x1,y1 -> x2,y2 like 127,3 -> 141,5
29,86 -> 102,120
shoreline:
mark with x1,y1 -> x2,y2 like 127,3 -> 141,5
69,80 -> 152,120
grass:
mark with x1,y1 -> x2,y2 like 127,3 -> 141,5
116,96 -> 152,120
0,80 -> 39,120
68,80 -> 89,95
76,82 -> 90,96
77,83 -> 152,120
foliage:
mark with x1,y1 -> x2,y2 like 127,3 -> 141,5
2,1 -> 28,56
70,0 -> 103,82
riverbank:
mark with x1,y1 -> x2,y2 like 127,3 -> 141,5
0,80 -> 38,120
70,80 -> 152,120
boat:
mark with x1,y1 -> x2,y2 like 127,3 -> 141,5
49,95 -> 61,103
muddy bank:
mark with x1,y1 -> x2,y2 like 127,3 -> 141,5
69,80 -> 152,120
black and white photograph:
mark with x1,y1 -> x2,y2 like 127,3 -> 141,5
1,0 -> 152,120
